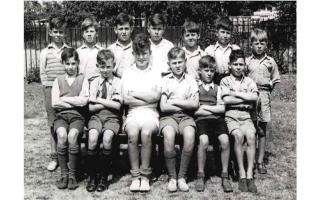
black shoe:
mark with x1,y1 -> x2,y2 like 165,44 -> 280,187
257,163 -> 267,174
195,177 -> 205,192
247,178 -> 257,193
57,177 -> 68,189
238,178 -> 248,192
96,176 -> 108,192
221,173 -> 233,193
86,176 -> 97,192
67,177 -> 79,190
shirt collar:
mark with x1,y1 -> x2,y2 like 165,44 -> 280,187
248,54 -> 269,63
198,80 -> 214,88
182,46 -> 202,57
168,72 -> 186,82
214,41 -> 233,51
230,73 -> 245,83
99,75 -> 114,85
48,43 -> 69,51
80,43 -> 102,50
149,38 -> 164,47
132,63 -> 152,72
115,40 -> 132,50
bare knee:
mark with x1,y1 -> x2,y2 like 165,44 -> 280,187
232,129 -> 244,144
103,130 -> 114,149
183,126 -> 195,151
88,129 -> 99,150
163,126 -> 176,151
68,129 -> 79,145
199,135 -> 209,150
56,127 -> 67,145
218,134 -> 230,150
246,131 -> 256,146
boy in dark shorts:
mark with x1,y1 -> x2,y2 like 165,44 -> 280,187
86,49 -> 122,192
51,48 -> 89,190
220,49 -> 259,193
194,55 -> 232,193
159,47 -> 199,192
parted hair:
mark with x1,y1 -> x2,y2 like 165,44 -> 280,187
167,47 -> 186,60
148,13 -> 167,27
229,49 -> 245,64
49,17 -> 67,30
61,48 -> 80,63
132,33 -> 151,54
215,16 -> 233,31
114,12 -> 134,27
199,55 -> 216,71
81,16 -> 99,32
250,28 -> 268,44
182,20 -> 200,35
96,49 -> 115,65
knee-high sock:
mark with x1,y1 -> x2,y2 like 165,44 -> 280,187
68,145 -> 79,179
101,148 -> 112,177
164,150 -> 177,179
57,144 -> 68,178
87,148 -> 98,177
178,150 -> 193,179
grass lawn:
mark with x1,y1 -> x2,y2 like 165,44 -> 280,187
24,74 -> 296,200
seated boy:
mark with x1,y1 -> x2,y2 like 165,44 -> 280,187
220,49 -> 258,193
121,33 -> 162,192
86,49 -> 122,192
205,16 -> 240,85
107,13 -> 135,78
246,28 -> 280,174
77,16 -> 104,81
194,55 -> 232,193
181,20 -> 207,79
147,13 -> 174,75
159,47 -> 199,192
51,48 -> 89,190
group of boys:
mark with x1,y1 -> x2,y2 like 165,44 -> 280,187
39,12 -> 280,194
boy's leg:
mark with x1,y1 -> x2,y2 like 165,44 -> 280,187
140,123 -> 157,191
56,126 -> 68,189
125,122 -> 141,192
257,122 -> 268,174
218,133 -> 233,192
178,125 -> 195,192
86,128 -> 100,192
196,134 -> 209,192
67,128 -> 81,190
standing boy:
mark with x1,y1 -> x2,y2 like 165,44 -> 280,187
86,49 -> 122,192
39,17 -> 70,171
181,20 -> 207,79
52,48 -> 89,190
246,28 -> 280,174
108,13 -> 135,78
159,47 -> 199,192
147,13 -> 174,75
205,16 -> 240,85
121,33 -> 162,192
77,16 -> 104,81
220,49 -> 258,193
194,55 -> 232,193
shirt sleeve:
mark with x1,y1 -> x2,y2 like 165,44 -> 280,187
160,77 -> 170,96
247,78 -> 259,94
220,78 -> 231,98
216,86 -> 224,105
187,77 -> 199,100
79,78 -> 90,98
51,78 -> 60,107
89,78 -> 99,98
111,78 -> 123,104
39,48 -> 47,84
270,58 -> 281,85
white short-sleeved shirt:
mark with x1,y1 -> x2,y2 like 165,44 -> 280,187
149,38 -> 174,74
204,42 -> 240,74
182,46 -> 207,79
77,44 -> 104,80
107,40 -> 135,78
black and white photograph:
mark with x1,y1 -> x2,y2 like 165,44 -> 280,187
23,1 -> 297,199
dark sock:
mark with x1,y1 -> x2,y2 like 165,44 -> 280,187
57,145 -> 68,178
164,150 -> 177,179
87,148 -> 98,177
68,145 -> 79,179
178,150 -> 193,179
101,149 -> 112,176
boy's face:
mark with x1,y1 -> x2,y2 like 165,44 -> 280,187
229,58 -> 245,78
148,24 -> 165,42
251,39 -> 267,56
216,28 -> 231,46
199,67 -> 215,83
96,59 -> 115,79
63,56 -> 78,76
168,57 -> 186,77
114,23 -> 133,43
49,28 -> 65,44
183,31 -> 200,49
83,26 -> 97,45
133,49 -> 151,68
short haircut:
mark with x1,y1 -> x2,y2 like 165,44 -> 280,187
229,49 -> 245,64
148,13 -> 167,27
132,33 -> 151,54
215,16 -> 233,31
49,17 -> 67,30
250,28 -> 268,44
167,47 -> 186,61
182,20 -> 200,35
199,55 -> 216,71
81,16 -> 99,32
114,12 -> 134,27
61,48 -> 80,63
96,49 -> 115,65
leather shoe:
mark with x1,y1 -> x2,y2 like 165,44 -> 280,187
97,176 -> 108,192
86,176 -> 97,192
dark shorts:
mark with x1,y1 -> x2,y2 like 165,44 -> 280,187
88,115 -> 121,135
53,112 -> 85,134
196,117 -> 228,139
43,86 -> 55,128
159,113 -> 196,135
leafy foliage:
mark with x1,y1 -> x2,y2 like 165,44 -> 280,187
26,67 -> 41,84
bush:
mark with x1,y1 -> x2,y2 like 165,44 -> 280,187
26,67 -> 41,84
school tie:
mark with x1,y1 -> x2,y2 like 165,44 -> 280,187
101,79 -> 107,99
